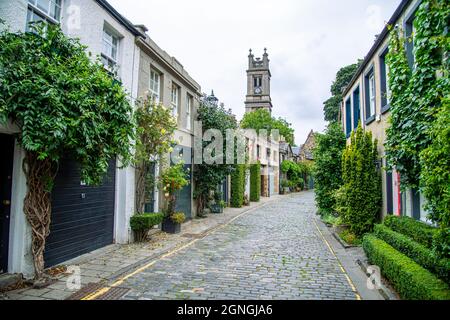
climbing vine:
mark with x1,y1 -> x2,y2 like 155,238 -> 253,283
385,0 -> 449,256
0,24 -> 135,280
385,0 -> 449,189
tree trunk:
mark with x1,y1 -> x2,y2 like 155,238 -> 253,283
22,151 -> 57,280
135,161 -> 147,214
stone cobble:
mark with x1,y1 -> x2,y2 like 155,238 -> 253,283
120,191 -> 358,300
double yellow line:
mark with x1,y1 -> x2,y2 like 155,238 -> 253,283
313,219 -> 361,300
81,202 -> 270,300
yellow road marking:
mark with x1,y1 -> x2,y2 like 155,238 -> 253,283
81,202 -> 271,300
313,219 -> 361,300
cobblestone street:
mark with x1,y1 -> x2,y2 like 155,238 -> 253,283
119,191 -> 359,300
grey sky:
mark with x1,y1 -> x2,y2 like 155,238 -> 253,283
108,0 -> 401,145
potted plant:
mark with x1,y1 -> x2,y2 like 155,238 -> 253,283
160,162 -> 189,234
281,180 -> 290,194
209,191 -> 225,213
162,212 -> 186,234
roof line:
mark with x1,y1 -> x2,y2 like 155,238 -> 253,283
95,0 -> 144,37
343,0 -> 413,96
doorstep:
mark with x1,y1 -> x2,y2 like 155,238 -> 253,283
3,195 -> 281,300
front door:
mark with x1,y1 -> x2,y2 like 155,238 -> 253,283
0,134 -> 14,273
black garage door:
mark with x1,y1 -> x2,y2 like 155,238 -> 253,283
44,158 -> 116,267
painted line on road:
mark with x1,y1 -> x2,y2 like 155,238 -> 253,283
313,219 -> 361,300
81,201 -> 272,300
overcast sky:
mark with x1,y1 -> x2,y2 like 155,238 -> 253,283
108,0 -> 401,145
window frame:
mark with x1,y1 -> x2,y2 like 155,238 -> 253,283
101,27 -> 120,70
345,97 -> 352,138
171,83 -> 179,118
149,69 -> 161,103
352,86 -> 361,130
364,66 -> 376,125
186,93 -> 193,131
379,46 -> 391,113
403,1 -> 421,70
26,0 -> 62,31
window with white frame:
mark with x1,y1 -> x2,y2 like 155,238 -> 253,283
171,84 -> 179,118
26,0 -> 62,31
186,94 -> 192,131
369,73 -> 376,117
101,28 -> 119,71
364,68 -> 376,121
149,69 -> 161,103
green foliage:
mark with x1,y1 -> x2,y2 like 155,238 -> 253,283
383,215 -> 438,249
341,124 -> 381,237
323,61 -> 361,122
194,101 -> 237,214
280,160 -> 306,189
339,229 -> 361,246
231,164 -> 245,208
130,213 -> 164,242
250,162 -> 261,202
363,235 -> 450,300
134,99 -> 177,213
312,122 -> 346,216
0,23 -> 134,185
374,224 -> 450,283
385,0 -> 449,190
160,162 -> 189,216
170,212 -> 186,224
240,109 -> 295,145
420,100 -> 450,257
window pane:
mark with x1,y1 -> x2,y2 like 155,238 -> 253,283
36,0 -> 49,12
49,0 -> 62,20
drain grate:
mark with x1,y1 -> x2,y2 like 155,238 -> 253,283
66,282 -> 104,300
94,287 -> 130,300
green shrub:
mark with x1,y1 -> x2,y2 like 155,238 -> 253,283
362,235 -> 450,300
384,215 -> 438,249
170,212 -> 186,224
250,162 -> 261,202
341,125 -> 382,237
312,122 -> 346,216
339,229 -> 361,246
231,164 -> 245,208
130,213 -> 164,242
374,224 -> 450,284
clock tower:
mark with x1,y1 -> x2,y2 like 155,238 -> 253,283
245,48 -> 273,114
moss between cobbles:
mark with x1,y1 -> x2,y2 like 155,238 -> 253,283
363,235 -> 450,300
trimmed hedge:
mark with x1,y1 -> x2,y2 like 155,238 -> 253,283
362,235 -> 450,300
130,213 -> 164,242
384,215 -> 438,249
374,224 -> 450,284
250,162 -> 261,202
231,164 -> 245,208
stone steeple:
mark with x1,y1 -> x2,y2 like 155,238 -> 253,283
245,48 -> 273,114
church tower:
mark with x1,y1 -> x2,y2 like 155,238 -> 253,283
245,48 -> 273,114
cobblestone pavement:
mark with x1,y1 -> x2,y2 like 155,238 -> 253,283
119,191 -> 359,300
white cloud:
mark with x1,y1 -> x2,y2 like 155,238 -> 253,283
107,0 -> 401,144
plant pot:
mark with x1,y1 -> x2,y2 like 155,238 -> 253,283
162,218 -> 181,234
209,204 -> 223,214
283,187 -> 290,194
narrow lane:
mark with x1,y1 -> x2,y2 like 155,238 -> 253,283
120,191 -> 358,300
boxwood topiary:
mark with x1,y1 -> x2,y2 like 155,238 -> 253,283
362,234 -> 450,300
383,215 -> 438,249
130,213 -> 164,242
231,164 -> 245,208
374,224 -> 450,284
250,162 -> 261,202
